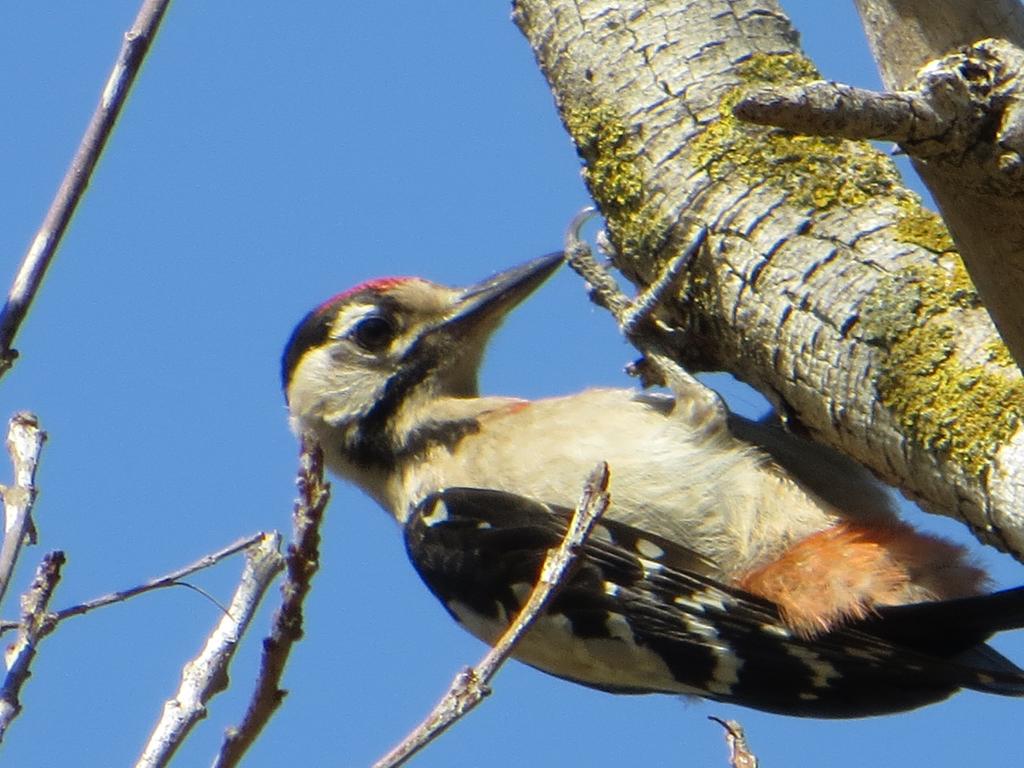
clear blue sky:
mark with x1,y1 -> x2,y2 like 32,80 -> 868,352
2,3 -> 1021,766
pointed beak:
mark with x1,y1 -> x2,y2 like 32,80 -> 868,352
444,251 -> 564,335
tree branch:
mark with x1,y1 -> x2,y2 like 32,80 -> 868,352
851,1 -> 1024,373
46,532 -> 268,626
513,0 -> 1024,558
371,462 -> 611,768
734,81 -> 947,144
0,551 -> 64,741
135,534 -> 283,768
0,0 -> 173,378
709,717 -> 758,768
212,436 -> 331,768
0,413 -> 47,611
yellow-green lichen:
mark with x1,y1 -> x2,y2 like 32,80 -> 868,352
861,261 -> 1022,476
892,200 -> 957,253
692,53 -> 904,212
562,102 -> 665,260
983,337 -> 1018,369
736,51 -> 821,85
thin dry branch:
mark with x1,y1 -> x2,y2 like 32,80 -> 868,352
135,534 -> 283,768
0,533 -> 268,638
371,462 -> 611,768
0,551 -> 65,742
0,413 -> 47,610
212,436 -> 331,768
50,532 -> 267,625
0,0 -> 172,377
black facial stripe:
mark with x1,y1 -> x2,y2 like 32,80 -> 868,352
348,343 -> 437,466
281,291 -> 406,398
281,307 -> 333,396
348,317 -> 473,465
398,418 -> 481,459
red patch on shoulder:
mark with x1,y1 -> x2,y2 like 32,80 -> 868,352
313,277 -> 419,315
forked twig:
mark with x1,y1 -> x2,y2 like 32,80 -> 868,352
51,533 -> 266,625
135,534 -> 283,768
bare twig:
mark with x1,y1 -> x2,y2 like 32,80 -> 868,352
0,532 -> 269,637
0,0 -> 173,377
49,532 -> 267,625
372,462 -> 611,768
135,534 -> 283,768
212,435 -> 332,768
709,717 -> 758,768
0,413 -> 47,610
0,551 -> 65,741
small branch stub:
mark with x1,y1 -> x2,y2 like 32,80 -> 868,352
734,81 -> 947,143
709,717 -> 758,768
733,38 -> 1024,195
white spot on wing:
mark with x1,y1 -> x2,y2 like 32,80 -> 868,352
706,649 -> 742,695
640,559 -> 664,579
760,623 -> 790,638
683,615 -> 719,640
694,590 -> 727,612
842,645 -> 881,661
786,645 -> 840,689
635,538 -> 665,559
604,612 -> 635,644
420,499 -> 449,527
674,595 -> 707,613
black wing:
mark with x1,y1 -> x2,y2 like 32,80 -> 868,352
404,487 -> 1024,718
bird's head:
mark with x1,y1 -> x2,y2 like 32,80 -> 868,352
282,252 -> 563,470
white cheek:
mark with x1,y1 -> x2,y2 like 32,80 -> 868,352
289,347 -> 376,424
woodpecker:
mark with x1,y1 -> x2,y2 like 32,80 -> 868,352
282,251 -> 1024,718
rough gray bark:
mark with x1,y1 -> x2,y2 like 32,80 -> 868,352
854,0 -> 1024,88
855,0 -> 1024,371
512,0 -> 1024,557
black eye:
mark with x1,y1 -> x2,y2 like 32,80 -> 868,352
351,314 -> 395,351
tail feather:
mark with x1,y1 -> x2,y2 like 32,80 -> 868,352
862,586 -> 1024,658
950,644 -> 1024,695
